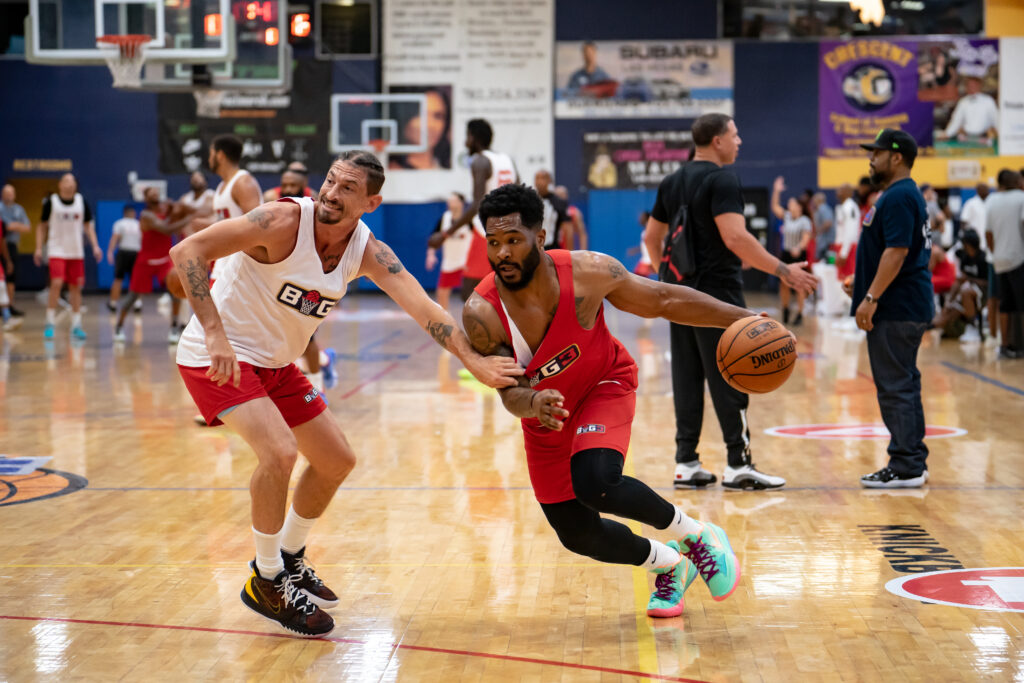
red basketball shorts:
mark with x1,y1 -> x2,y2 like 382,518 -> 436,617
178,361 -> 327,427
130,255 -> 173,294
522,376 -> 637,504
437,268 -> 463,289
49,257 -> 85,287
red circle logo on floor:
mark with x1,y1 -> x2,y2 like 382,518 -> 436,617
886,568 -> 1024,612
764,423 -> 967,439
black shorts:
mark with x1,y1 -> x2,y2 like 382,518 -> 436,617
114,250 -> 139,280
4,240 -> 17,281
998,262 -> 1024,313
780,249 -> 807,265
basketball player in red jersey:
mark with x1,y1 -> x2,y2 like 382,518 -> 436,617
113,186 -> 192,343
170,151 -> 522,637
430,118 -> 517,301
463,184 -> 757,617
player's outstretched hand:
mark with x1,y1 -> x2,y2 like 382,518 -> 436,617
533,389 -> 569,431
465,354 -> 524,389
205,333 -> 241,388
782,261 -> 818,296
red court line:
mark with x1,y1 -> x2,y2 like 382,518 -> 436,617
0,614 -> 709,682
338,340 -> 435,400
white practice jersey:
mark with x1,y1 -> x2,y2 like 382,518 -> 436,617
439,211 -> 471,272
472,149 -> 517,236
211,170 -> 260,280
46,193 -> 86,259
181,188 -> 214,212
177,197 -> 370,368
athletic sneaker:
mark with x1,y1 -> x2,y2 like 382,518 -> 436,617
282,547 -> 339,609
106,300 -> 118,313
168,325 -> 182,344
71,326 -> 87,340
680,522 -> 741,601
860,466 -> 927,489
240,560 -> 334,637
133,299 -> 143,312
113,328 -> 126,343
193,414 -> 210,426
9,307 -> 24,317
674,460 -> 717,488
321,348 -> 338,388
647,541 -> 698,618
722,463 -> 786,490
43,324 -> 55,339
3,317 -> 23,332
960,324 -> 981,343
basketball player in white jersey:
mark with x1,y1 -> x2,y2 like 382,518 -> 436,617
188,135 -> 262,263
34,173 -> 103,339
177,171 -> 214,220
170,150 -> 522,637
430,118 -> 518,300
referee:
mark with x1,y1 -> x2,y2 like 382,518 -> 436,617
847,129 -> 933,488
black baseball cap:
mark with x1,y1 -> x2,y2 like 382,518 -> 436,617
860,128 -> 918,165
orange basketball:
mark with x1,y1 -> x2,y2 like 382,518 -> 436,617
165,268 -> 186,299
716,316 -> 797,394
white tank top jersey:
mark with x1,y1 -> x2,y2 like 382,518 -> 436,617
181,188 -> 214,211
472,149 -> 517,236
439,211 -> 471,272
112,217 -> 142,252
46,193 -> 86,259
176,197 -> 370,368
211,170 -> 261,281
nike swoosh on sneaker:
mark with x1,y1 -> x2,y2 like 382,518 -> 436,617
254,580 -> 283,614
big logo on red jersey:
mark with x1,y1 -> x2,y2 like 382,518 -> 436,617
277,283 -> 339,318
529,344 -> 581,387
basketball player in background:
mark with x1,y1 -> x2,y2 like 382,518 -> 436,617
177,171 -> 214,223
171,151 -> 522,637
34,173 -> 103,339
113,187 -> 192,343
425,192 -> 470,311
464,183 -> 762,618
264,162 -> 316,201
189,135 -> 263,256
430,118 -> 518,301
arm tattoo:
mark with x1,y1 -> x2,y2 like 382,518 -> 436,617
426,320 -> 453,350
374,243 -> 404,274
608,260 -> 626,279
774,261 -> 789,280
246,208 -> 273,230
464,312 -> 497,354
575,295 -> 588,327
182,257 -> 210,303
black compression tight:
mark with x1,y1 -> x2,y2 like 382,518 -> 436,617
539,448 -> 677,566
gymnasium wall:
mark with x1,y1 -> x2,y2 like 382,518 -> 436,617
0,1 -> 840,290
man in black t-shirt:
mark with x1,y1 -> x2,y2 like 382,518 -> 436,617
644,113 -> 817,491
534,170 -> 572,250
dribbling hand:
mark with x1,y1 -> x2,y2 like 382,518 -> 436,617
533,389 -> 569,431
205,333 -> 241,388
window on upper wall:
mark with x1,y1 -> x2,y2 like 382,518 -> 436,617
0,1 -> 29,57
722,0 -> 984,40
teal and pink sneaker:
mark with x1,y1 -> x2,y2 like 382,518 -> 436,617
646,541 -> 699,618
681,521 -> 741,601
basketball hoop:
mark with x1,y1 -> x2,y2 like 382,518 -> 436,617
193,88 -> 226,118
97,35 -> 151,88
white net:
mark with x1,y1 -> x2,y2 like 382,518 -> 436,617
193,89 -> 226,118
98,38 -> 148,88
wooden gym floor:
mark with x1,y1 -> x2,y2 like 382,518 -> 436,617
1,291 -> 1022,682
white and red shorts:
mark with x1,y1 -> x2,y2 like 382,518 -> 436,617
178,361 -> 328,427
49,257 -> 85,287
437,268 -> 463,289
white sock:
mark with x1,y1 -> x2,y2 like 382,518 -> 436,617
664,506 -> 702,538
253,527 -> 285,579
318,350 -> 329,368
46,308 -> 56,325
280,506 -> 317,554
72,312 -> 82,328
642,539 -> 681,569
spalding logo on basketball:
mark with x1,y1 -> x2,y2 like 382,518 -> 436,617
764,424 -> 967,439
886,568 -> 1024,612
0,456 -> 88,507
716,316 -> 797,394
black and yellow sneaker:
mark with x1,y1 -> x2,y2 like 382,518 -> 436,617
240,560 -> 334,637
282,547 -> 339,609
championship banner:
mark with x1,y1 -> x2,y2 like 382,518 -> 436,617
999,38 -> 1024,156
582,130 -> 692,190
819,38 -> 1000,158
554,41 -> 733,119
157,58 -> 332,175
382,0 -> 554,202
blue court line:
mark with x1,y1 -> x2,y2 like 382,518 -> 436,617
940,361 -> 1024,397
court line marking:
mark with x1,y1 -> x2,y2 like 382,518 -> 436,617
0,615 -> 710,683
338,339 -> 435,399
623,453 -> 660,676
940,361 -> 1024,397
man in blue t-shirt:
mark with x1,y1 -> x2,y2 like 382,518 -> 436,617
845,129 -> 934,488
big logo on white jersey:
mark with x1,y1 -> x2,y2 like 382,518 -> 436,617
277,283 -> 339,318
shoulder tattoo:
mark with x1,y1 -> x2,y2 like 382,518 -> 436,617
246,208 -> 274,230
374,242 -> 404,274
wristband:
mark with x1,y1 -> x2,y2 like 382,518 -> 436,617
530,391 -> 539,412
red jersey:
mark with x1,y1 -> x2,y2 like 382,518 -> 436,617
475,250 -> 638,435
138,211 -> 172,262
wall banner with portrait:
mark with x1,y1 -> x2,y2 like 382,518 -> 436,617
582,131 -> 693,190
381,0 -> 554,202
819,38 -> 1000,158
999,38 -> 1024,156
554,41 -> 733,120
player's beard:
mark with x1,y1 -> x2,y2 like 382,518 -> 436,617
316,200 -> 344,224
492,244 -> 541,291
